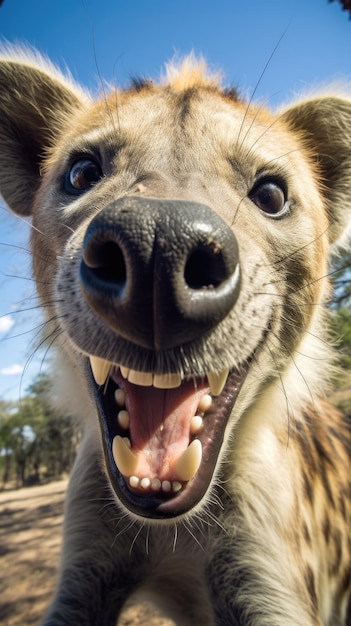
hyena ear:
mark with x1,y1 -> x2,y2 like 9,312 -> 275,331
0,52 -> 88,215
281,95 -> 351,246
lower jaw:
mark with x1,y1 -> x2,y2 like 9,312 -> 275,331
94,367 -> 248,521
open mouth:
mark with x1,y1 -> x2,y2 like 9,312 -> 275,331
90,356 -> 248,520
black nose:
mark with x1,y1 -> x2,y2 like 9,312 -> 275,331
80,197 -> 240,350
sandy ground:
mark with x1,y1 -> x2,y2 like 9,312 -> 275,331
0,480 -> 174,626
0,480 -> 67,626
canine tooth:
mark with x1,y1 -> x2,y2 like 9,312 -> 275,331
114,389 -> 126,406
207,369 -> 229,396
198,394 -> 212,413
162,480 -> 171,492
175,440 -> 202,482
112,436 -> 138,476
172,481 -> 182,493
151,478 -> 161,491
123,437 -> 131,448
190,415 -> 203,435
89,355 -> 111,386
129,476 -> 139,488
117,410 -> 130,430
128,369 -> 153,386
140,477 -> 151,489
120,366 -> 129,379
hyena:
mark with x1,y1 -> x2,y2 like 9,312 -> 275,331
0,49 -> 351,626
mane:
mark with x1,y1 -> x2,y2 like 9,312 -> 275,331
163,52 -> 223,91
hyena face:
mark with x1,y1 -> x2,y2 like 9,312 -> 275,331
0,53 -> 349,524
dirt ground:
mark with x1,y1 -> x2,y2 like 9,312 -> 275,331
0,480 -> 67,626
0,480 -> 173,626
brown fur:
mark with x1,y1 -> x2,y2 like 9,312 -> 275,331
0,49 -> 351,625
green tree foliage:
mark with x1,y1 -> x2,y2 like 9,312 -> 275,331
331,308 -> 351,370
0,374 -> 81,489
330,246 -> 351,373
331,249 -> 351,308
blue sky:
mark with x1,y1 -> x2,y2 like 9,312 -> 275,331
0,0 -> 350,401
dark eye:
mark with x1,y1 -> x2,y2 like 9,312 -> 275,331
249,180 -> 288,218
65,158 -> 103,195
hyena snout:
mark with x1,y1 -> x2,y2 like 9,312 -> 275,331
80,196 -> 241,350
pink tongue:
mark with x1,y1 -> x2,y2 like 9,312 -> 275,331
115,374 -> 208,478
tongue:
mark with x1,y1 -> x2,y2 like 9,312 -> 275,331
115,373 -> 208,478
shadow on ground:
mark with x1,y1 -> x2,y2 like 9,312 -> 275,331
0,480 -> 67,626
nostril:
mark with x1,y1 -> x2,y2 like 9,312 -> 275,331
184,246 -> 227,290
79,197 -> 241,350
83,239 -> 127,288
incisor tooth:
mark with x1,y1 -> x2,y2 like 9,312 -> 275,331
175,439 -> 202,482
89,355 -> 112,386
120,366 -> 130,379
129,476 -> 139,488
112,436 -> 138,476
151,478 -> 161,491
140,477 -> 151,489
153,373 -> 182,389
207,369 -> 229,396
172,481 -> 182,493
128,369 -> 153,386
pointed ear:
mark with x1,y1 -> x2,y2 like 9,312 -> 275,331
280,94 -> 351,246
0,51 -> 88,215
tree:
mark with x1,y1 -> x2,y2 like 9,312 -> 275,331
22,373 -> 80,480
330,245 -> 351,368
0,401 -> 17,486
0,373 -> 80,488
331,249 -> 351,308
329,0 -> 351,18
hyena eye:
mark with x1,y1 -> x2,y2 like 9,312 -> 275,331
249,180 -> 288,218
65,158 -> 103,195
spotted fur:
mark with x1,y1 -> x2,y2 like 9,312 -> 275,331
0,49 -> 351,625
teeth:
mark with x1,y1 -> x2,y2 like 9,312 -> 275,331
128,370 -> 153,386
119,367 -> 182,389
114,389 -> 126,406
130,476 -> 183,494
151,478 -> 161,491
89,356 -> 111,385
175,440 -> 202,482
140,477 -> 151,489
172,481 -> 182,493
129,476 -> 139,489
207,369 -> 229,396
90,358 -> 229,397
120,366 -> 130,379
198,394 -> 212,413
153,373 -> 182,389
117,410 -> 130,430
190,415 -> 203,435
112,436 -> 138,476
